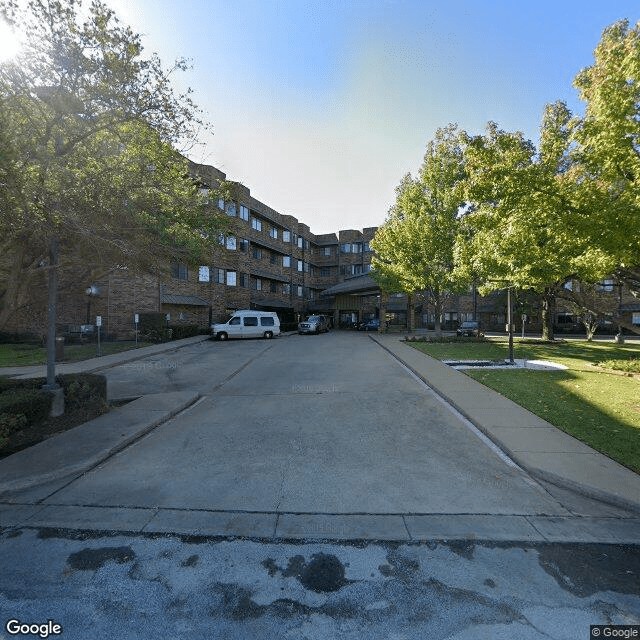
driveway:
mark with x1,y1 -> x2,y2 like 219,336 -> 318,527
31,332 -> 568,518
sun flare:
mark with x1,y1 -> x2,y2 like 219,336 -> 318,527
0,20 -> 22,62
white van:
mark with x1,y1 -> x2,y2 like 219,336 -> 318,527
211,310 -> 280,340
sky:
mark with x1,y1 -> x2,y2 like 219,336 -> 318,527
3,1 -> 640,235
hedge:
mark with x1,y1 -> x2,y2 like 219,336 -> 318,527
0,388 -> 53,429
0,373 -> 107,413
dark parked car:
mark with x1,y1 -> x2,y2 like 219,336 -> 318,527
298,315 -> 329,334
456,320 -> 483,337
358,318 -> 381,331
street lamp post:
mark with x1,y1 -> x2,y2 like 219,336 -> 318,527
507,286 -> 514,364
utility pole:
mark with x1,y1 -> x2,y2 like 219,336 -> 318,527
507,286 -> 514,364
43,235 -> 64,416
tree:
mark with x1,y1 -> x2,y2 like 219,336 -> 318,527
571,19 -> 640,303
456,104 -> 594,341
371,125 -> 469,334
574,20 -> 640,280
457,20 -> 640,339
0,0 -> 226,388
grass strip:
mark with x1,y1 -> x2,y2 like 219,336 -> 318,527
0,341 -> 153,367
409,339 -> 640,473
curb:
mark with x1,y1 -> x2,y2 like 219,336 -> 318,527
370,334 -> 640,515
0,392 -> 200,494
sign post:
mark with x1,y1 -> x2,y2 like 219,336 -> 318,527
134,313 -> 139,347
96,315 -> 102,357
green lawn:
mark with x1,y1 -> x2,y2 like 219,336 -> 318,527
0,341 -> 153,367
408,338 -> 640,473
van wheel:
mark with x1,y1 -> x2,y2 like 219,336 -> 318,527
218,332 -> 228,341
264,331 -> 273,339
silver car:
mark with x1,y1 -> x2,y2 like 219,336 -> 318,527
298,315 -> 329,334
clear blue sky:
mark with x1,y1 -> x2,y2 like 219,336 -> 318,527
92,1 -> 640,233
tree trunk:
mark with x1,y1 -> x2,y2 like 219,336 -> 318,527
406,291 -> 415,333
434,290 -> 443,336
541,290 -> 556,341
378,291 -> 388,333
0,246 -> 29,331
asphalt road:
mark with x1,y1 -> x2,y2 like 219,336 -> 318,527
1,331 -> 639,639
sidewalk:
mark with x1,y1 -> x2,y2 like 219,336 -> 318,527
0,336 -> 210,493
0,334 -> 211,379
371,333 -> 640,514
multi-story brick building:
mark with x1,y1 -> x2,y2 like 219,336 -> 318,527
3,160 -> 638,339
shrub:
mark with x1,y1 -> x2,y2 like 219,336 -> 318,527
0,332 -> 43,345
59,374 -> 107,411
0,413 -> 28,443
597,357 -> 640,374
0,388 -> 53,426
168,324 -> 201,340
0,374 -> 107,413
404,335 -> 489,344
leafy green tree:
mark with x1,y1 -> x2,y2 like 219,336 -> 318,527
571,19 -> 640,301
457,20 -> 640,339
0,0 -> 225,385
371,125 -> 469,333
456,103 -> 596,340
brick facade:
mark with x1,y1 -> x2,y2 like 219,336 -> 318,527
3,160 -> 638,338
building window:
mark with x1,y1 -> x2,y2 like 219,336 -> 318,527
283,283 -> 291,295
270,281 -> 278,293
226,271 -> 237,286
251,217 -> 262,231
270,252 -> 277,265
240,273 -> 249,288
283,230 -> 291,243
297,285 -> 303,297
597,279 -> 614,292
320,266 -> 331,277
340,243 -> 351,253
253,247 -> 262,260
322,247 -> 332,256
297,260 -> 303,272
304,262 -> 310,273
364,242 -> 371,252
270,227 -> 278,239
239,238 -> 249,252
198,266 -> 210,282
283,255 -> 291,268
226,235 -> 237,250
240,204 -> 249,221
214,268 -> 225,284
253,278 -> 262,291
297,236 -> 303,249
226,202 -> 236,217
632,312 -> 640,325
171,263 -> 188,280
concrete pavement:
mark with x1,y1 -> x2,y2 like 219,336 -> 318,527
0,332 -> 639,544
370,334 -> 640,514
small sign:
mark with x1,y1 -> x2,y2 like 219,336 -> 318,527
134,314 -> 139,324
96,316 -> 102,327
